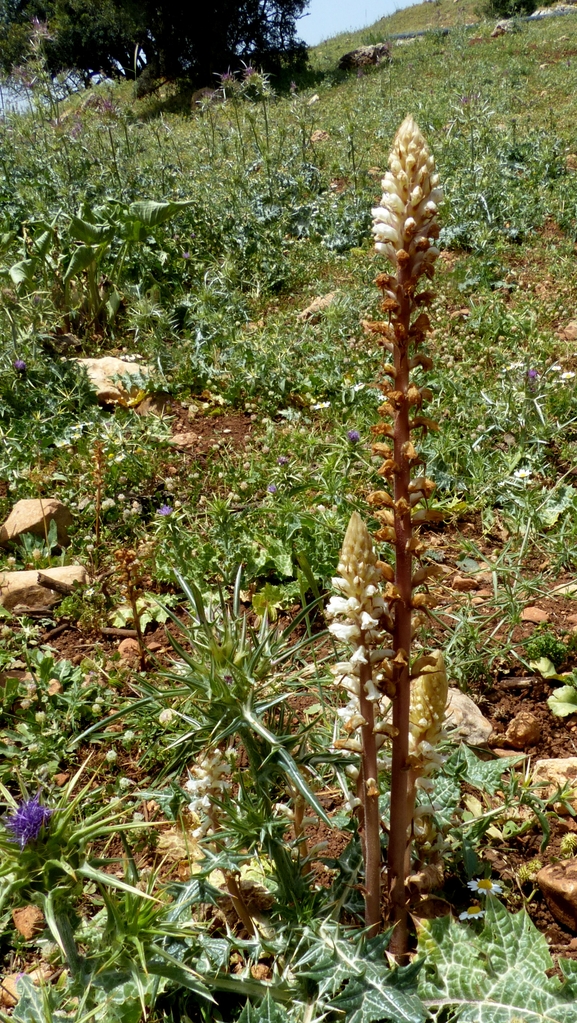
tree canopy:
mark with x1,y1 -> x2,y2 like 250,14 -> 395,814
0,0 -> 309,85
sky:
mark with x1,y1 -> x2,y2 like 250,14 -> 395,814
297,0 -> 417,46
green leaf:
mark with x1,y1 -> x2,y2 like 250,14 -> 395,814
302,929 -> 426,1023
69,215 -> 115,244
419,897 -> 577,1022
127,199 -> 194,227
547,686 -> 577,717
9,258 -> 35,285
64,244 -> 97,283
77,864 -> 158,900
238,993 -> 291,1023
530,657 -> 567,681
11,976 -> 45,1022
449,746 -> 521,796
539,485 -> 575,528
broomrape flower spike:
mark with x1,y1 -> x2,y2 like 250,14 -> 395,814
4,794 -> 53,849
361,116 -> 445,955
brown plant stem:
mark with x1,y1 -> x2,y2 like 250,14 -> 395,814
223,871 -> 256,937
359,654 -> 381,937
387,273 -> 413,958
292,793 -> 311,870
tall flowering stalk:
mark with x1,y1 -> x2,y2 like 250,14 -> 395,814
328,117 -> 447,955
370,116 -> 444,954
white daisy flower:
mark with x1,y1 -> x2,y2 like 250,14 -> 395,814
513,469 -> 532,480
459,905 -> 485,921
561,371 -> 576,381
467,877 -> 503,895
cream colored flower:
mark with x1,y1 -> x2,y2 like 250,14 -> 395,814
372,115 -> 442,273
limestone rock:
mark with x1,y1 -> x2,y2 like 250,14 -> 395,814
0,498 -> 72,547
521,606 -> 549,624
504,711 -> 541,749
445,688 -> 493,746
12,905 -> 45,940
558,320 -> 577,342
532,757 -> 577,813
451,574 -> 479,592
537,860 -> 577,930
310,129 -> 330,143
75,357 -> 148,404
338,43 -> 392,69
0,566 -> 87,610
491,20 -> 510,35
168,431 -> 200,450
118,637 -> 141,662
297,292 -> 337,323
134,393 -> 172,417
0,974 -> 19,1008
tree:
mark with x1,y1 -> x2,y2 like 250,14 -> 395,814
0,0 -> 309,85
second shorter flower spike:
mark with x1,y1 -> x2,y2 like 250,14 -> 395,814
409,650 -> 448,756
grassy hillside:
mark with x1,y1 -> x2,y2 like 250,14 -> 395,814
2,4 -> 577,1019
311,0 -> 482,60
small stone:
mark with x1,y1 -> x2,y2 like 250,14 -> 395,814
451,575 -> 479,592
521,606 -> 549,624
310,129 -> 330,142
492,748 -> 527,759
53,772 -> 70,787
537,860 -> 577,931
559,321 -> 577,342
134,393 -> 172,417
118,638 -> 141,661
504,711 -> 541,749
47,679 -> 63,695
449,308 -> 470,319
0,566 -> 88,610
338,42 -> 391,69
75,356 -> 149,404
491,21 -> 507,36
169,431 -> 199,450
0,498 -> 72,547
146,640 -> 163,652
297,292 -> 337,323
445,689 -> 493,746
12,905 -> 45,940
533,757 -> 577,813
567,614 -> 577,626
0,975 -> 20,1008
567,154 -> 577,172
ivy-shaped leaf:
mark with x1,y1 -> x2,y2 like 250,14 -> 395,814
547,686 -> 577,718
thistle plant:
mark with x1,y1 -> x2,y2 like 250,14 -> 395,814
329,117 -> 446,954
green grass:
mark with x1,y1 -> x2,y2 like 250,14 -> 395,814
2,5 -> 577,1020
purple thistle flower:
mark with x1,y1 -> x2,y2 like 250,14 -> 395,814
527,369 -> 538,379
267,484 -> 277,494
277,455 -> 289,465
13,359 -> 27,373
347,430 -> 360,443
182,251 -> 190,259
243,66 -> 256,78
157,504 -> 173,516
4,795 -> 53,849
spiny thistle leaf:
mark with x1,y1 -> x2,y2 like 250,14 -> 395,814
296,927 -> 426,1023
418,897 -> 577,1022
238,993 -> 291,1023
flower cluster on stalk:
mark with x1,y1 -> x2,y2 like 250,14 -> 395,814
185,751 -> 233,840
